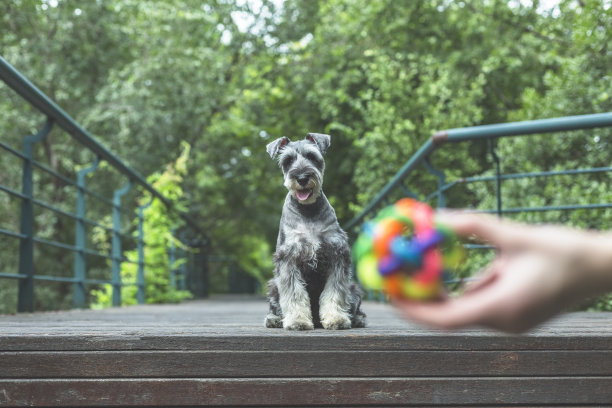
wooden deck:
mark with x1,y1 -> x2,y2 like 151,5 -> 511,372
1,295 -> 611,407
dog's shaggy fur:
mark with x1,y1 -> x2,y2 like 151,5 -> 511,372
264,133 -> 366,330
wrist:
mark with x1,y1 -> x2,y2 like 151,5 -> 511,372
576,232 -> 612,297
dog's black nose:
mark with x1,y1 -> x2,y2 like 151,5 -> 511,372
297,175 -> 310,187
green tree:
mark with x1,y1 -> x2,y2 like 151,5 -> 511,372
91,143 -> 193,307
1,0 -> 611,311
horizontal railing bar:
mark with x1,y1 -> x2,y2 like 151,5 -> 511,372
31,198 -> 78,221
30,201 -> 132,240
2,273 -> 126,286
29,199 -> 135,241
423,166 -> 612,203
81,248 -> 112,259
439,112 -> 612,143
32,237 -> 132,259
463,244 -> 496,250
0,228 -> 27,239
0,184 -> 27,200
0,140 -> 26,159
84,278 -> 112,285
0,273 -> 27,280
79,187 -> 116,209
459,166 -> 612,184
33,275 -> 77,283
144,262 -> 169,268
0,190 -> 123,240
0,194 -> 124,239
1,142 -> 133,213
478,203 -> 612,214
32,237 -> 80,252
120,282 -> 140,287
25,275 -> 145,287
0,181 -> 137,241
32,161 -> 134,214
32,275 -> 142,286
0,56 -> 206,238
31,159 -> 78,189
81,218 -> 115,235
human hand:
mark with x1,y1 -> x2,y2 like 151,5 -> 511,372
393,212 -> 612,333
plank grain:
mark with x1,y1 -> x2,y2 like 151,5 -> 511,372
0,296 -> 611,407
1,350 -> 611,378
1,378 -> 612,406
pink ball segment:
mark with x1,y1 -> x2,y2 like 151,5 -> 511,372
353,198 -> 464,300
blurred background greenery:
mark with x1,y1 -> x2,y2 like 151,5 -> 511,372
1,0 -> 610,312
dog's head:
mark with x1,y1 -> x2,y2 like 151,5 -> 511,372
266,133 -> 330,205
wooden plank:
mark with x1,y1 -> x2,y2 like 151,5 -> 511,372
1,377 -> 611,406
1,300 -> 611,352
2,331 -> 612,352
2,350 -> 611,378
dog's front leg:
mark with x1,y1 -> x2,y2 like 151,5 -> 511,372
319,264 -> 352,330
276,261 -> 314,330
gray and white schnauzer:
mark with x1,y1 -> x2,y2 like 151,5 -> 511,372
264,132 -> 366,330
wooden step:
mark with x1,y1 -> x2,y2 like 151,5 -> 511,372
1,296 -> 611,406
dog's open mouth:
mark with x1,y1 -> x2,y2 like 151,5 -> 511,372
296,189 -> 312,201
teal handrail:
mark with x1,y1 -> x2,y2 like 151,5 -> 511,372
0,56 -> 208,312
344,112 -> 612,232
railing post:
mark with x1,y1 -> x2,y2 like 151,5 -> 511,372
191,244 -> 209,298
111,181 -> 132,307
136,198 -> 153,304
423,157 -> 447,208
488,138 -> 503,217
73,156 -> 100,308
187,250 -> 195,293
179,231 -> 187,290
179,248 -> 186,290
17,119 -> 53,313
169,230 -> 177,290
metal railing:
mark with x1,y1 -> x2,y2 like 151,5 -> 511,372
344,112 -> 612,291
345,112 -> 612,234
0,56 -> 209,312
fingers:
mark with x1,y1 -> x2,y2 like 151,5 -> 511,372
436,212 -> 507,247
393,251 -> 562,333
436,211 -> 551,251
461,261 -> 501,295
392,269 -> 505,330
392,294 -> 497,330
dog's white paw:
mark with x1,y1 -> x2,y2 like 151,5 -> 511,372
321,313 -> 351,330
264,314 -> 283,328
283,316 -> 314,331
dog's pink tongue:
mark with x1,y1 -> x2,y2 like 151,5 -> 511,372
297,190 -> 311,201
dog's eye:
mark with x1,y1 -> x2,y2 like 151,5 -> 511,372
281,156 -> 295,169
305,152 -> 322,167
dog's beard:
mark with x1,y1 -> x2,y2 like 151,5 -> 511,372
285,175 -> 322,205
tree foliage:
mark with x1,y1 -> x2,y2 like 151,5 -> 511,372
90,143 -> 193,308
1,0 -> 611,310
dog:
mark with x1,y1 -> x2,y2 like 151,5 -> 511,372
264,132 -> 366,330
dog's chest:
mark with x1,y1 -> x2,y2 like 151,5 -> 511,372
283,220 -> 337,247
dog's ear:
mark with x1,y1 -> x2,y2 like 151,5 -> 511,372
266,136 -> 290,159
305,133 -> 331,155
